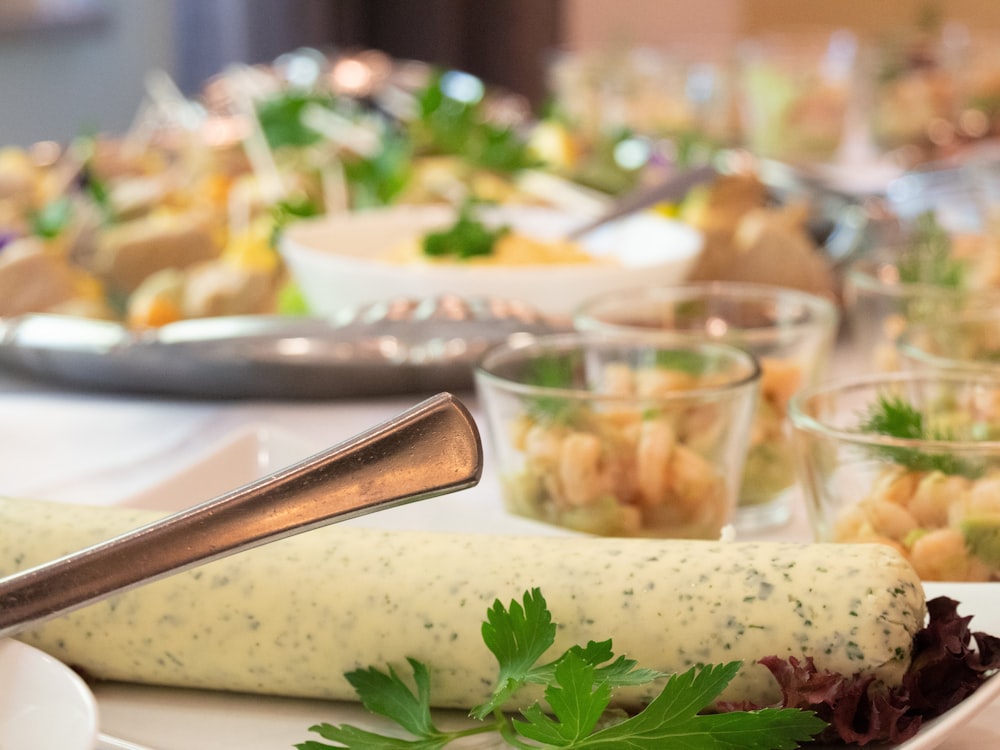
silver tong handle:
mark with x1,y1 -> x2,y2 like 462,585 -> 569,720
0,392 -> 482,638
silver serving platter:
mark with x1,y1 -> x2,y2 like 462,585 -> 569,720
0,297 -> 562,399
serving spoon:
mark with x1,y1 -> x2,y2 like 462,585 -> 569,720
563,163 -> 718,240
0,392 -> 482,638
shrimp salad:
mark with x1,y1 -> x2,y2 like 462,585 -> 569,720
833,465 -> 1000,581
498,362 -> 746,538
740,356 -> 803,506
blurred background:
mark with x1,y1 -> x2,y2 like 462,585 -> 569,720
5,0 -> 1000,146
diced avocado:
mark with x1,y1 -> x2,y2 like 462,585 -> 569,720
740,442 -> 796,507
960,515 -> 1000,568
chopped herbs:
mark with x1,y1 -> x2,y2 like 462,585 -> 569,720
298,588 -> 826,749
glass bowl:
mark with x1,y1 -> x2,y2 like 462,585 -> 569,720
735,29 -> 859,162
843,250 -> 1000,372
789,370 -> 1000,581
573,281 -> 839,530
898,310 -> 1000,374
474,333 -> 761,539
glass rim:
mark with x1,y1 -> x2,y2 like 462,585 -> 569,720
897,313 -> 1000,373
845,255 -> 1000,299
788,370 -> 1000,451
573,280 -> 839,335
475,332 -> 762,403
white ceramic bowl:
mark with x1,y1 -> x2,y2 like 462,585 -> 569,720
278,205 -> 704,319
0,639 -> 99,750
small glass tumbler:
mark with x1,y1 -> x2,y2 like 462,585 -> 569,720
843,251 -> 1000,373
735,29 -> 859,162
475,333 -> 760,539
574,282 -> 839,530
789,370 -> 1000,581
897,310 -> 1000,375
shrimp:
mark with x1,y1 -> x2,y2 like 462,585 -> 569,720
522,423 -> 564,470
907,472 -> 971,528
868,466 -> 920,506
862,499 -> 919,543
909,528 -> 992,582
557,431 -> 608,507
832,506 -> 908,555
667,444 -> 727,526
635,418 -> 676,508
759,356 -> 802,408
635,368 -> 697,397
600,362 -> 636,397
960,473 -> 1000,519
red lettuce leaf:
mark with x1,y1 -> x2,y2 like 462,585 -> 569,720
718,596 -> 1000,746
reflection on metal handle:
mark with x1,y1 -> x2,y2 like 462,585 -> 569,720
0,392 -> 482,638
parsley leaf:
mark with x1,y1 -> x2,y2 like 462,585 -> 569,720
573,662 -> 824,749
299,588 -> 826,750
472,588 -> 557,719
515,650 -> 612,744
421,202 -> 509,260
345,658 -> 442,738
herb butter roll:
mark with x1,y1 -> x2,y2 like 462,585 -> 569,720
0,497 -> 926,708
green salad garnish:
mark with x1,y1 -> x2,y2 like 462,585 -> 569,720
413,71 -> 539,174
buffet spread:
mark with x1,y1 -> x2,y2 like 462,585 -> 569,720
5,29 -> 1000,750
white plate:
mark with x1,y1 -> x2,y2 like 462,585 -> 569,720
0,638 -> 98,750
887,582 -> 1000,750
93,584 -> 1000,750
3,395 -> 997,749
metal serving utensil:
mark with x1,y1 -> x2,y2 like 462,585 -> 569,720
0,392 -> 482,638
563,163 -> 718,240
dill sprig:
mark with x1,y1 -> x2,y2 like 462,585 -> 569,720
896,211 -> 965,288
523,351 -> 583,423
858,394 -> 982,478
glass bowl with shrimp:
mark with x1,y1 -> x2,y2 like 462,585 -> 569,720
474,333 -> 761,538
573,281 -> 839,531
789,370 -> 1000,581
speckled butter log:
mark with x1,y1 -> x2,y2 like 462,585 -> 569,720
0,496 -> 925,708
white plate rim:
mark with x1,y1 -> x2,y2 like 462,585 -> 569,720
0,638 -> 99,750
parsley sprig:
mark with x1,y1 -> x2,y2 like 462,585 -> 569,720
421,201 -> 509,260
298,588 -> 826,749
859,394 -> 983,478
